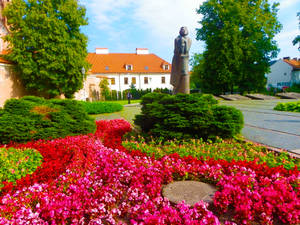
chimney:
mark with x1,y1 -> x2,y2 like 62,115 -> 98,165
96,48 -> 109,54
283,57 -> 290,60
136,48 -> 149,55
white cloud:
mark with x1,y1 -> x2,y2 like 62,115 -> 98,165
80,0 -> 134,30
80,0 -> 204,55
277,0 -> 300,9
275,29 -> 299,58
133,0 -> 202,42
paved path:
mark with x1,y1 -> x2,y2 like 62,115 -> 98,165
221,99 -> 300,155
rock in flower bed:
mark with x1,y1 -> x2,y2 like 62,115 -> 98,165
0,119 -> 299,224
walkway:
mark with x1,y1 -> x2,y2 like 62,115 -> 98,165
221,99 -> 300,155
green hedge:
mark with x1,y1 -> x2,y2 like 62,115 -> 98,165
81,101 -> 123,114
0,147 -> 43,185
134,93 -> 243,141
274,101 -> 300,112
0,96 -> 96,144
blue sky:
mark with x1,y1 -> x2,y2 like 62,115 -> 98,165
79,0 -> 300,63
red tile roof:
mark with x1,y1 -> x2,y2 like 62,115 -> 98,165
86,53 -> 171,74
283,59 -> 300,69
0,50 -> 11,64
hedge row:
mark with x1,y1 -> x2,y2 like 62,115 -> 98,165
274,101 -> 300,112
81,101 -> 123,114
0,96 -> 96,144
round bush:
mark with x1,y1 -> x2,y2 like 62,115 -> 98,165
134,93 -> 243,141
0,96 -> 96,144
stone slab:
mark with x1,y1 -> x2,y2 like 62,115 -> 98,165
219,94 -> 251,101
276,92 -> 300,99
245,94 -> 278,100
162,181 -> 216,206
290,149 -> 300,155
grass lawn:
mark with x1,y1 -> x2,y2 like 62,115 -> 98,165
89,104 -> 141,124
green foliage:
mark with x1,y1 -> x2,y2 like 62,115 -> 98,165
274,101 -> 300,112
134,93 -> 243,141
81,101 -> 123,114
190,53 -> 204,90
286,83 -> 300,93
3,0 -> 89,98
0,96 -> 96,144
196,0 -> 282,95
292,12 -> 300,46
99,79 -> 111,101
123,137 -> 299,170
0,147 -> 43,185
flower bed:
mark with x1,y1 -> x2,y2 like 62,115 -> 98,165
0,147 -> 43,185
0,119 -> 299,224
123,137 -> 299,170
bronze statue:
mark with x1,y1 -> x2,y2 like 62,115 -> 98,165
170,26 -> 192,94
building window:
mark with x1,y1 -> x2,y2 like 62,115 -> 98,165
144,77 -> 148,84
124,77 -> 128,85
132,77 -> 136,85
161,76 -> 165,84
105,66 -> 109,70
126,64 -> 133,71
111,78 -> 115,85
284,72 -> 287,76
163,64 -> 169,70
145,66 -> 149,70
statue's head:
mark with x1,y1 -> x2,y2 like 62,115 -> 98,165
179,27 -> 188,37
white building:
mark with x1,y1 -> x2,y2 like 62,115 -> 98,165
266,57 -> 300,89
75,48 -> 172,101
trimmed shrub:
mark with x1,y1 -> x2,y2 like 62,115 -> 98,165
0,147 -> 43,185
274,101 -> 300,112
134,93 -> 243,141
0,96 -> 96,144
81,101 -> 123,114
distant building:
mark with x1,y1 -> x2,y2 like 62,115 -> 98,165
266,57 -> 300,89
75,48 -> 172,101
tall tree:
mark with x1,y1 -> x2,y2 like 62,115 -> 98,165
196,0 -> 282,95
3,0 -> 89,98
190,53 -> 205,90
292,12 -> 300,47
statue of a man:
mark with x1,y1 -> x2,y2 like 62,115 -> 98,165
170,26 -> 192,94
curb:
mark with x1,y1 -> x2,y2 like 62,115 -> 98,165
244,138 -> 300,159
